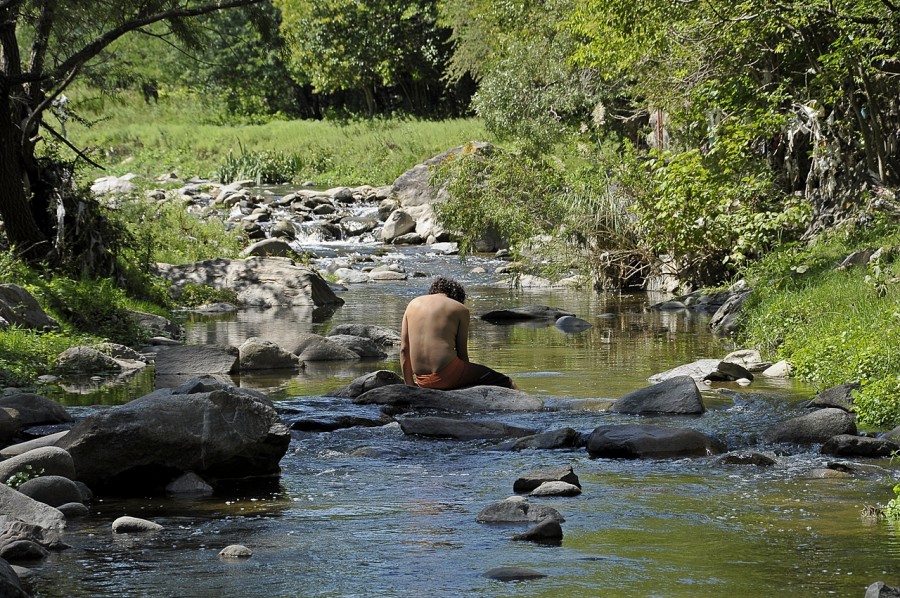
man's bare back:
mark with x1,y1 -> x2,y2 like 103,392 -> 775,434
401,293 -> 469,381
400,277 -> 515,390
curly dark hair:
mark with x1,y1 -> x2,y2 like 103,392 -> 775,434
428,276 -> 466,303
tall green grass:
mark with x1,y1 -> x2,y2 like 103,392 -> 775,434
738,224 -> 900,428
63,88 -> 491,187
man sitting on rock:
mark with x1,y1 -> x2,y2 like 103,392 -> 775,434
400,276 -> 516,390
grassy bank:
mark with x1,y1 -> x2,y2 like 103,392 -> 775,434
64,88 -> 491,187
736,217 -> 900,429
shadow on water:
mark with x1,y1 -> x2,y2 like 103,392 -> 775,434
32,248 -> 900,597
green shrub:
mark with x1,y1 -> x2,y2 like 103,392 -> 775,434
738,227 -> 900,427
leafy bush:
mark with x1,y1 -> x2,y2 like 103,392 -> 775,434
431,144 -> 568,257
619,141 -> 810,287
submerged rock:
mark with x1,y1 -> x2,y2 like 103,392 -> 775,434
480,305 -> 574,323
354,384 -> 543,413
396,416 -> 535,440
511,519 -> 563,543
483,566 -> 547,581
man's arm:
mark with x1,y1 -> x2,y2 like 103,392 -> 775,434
400,312 -> 415,385
456,307 -> 470,362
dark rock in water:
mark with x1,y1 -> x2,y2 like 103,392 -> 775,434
290,414 -> 391,432
499,428 -> 583,451
715,451 -> 777,467
867,581 -> 900,598
480,305 -> 575,323
0,540 -> 49,562
554,316 -> 592,333
0,558 -> 29,598
397,416 -> 535,440
483,567 -> 547,581
805,382 -> 859,412
820,434 -> 898,457
586,424 -> 725,459
763,408 -> 857,445
56,378 -> 290,492
513,464 -> 581,493
511,519 -> 563,544
354,384 -> 544,412
476,496 -> 564,523
0,394 -> 72,427
326,370 -> 404,398
610,376 -> 704,415
16,476 -> 83,508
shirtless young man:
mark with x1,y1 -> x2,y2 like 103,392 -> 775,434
400,276 -> 515,390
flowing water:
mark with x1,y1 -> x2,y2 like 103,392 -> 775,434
32,244 -> 900,597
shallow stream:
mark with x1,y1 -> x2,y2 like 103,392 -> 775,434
33,245 -> 900,597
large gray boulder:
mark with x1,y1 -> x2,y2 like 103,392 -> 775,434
763,408 -> 857,445
610,376 -> 705,415
0,284 -> 58,331
325,370 -> 404,398
396,416 -> 536,440
153,257 -> 344,308
586,424 -> 726,458
56,379 -> 290,492
238,338 -> 302,371
0,488 -> 65,537
354,384 -> 544,412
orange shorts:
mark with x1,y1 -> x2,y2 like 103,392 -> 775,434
414,356 -> 513,390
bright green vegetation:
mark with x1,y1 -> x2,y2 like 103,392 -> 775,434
66,89 -> 490,186
737,219 -> 900,428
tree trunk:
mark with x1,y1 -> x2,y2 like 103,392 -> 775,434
0,86 -> 49,262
